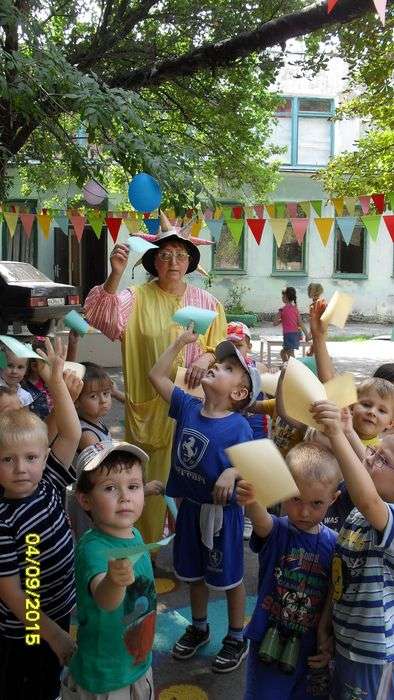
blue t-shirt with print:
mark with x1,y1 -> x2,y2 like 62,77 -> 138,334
166,386 -> 253,503
246,516 -> 337,656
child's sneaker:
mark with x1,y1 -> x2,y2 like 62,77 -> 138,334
172,624 -> 210,659
212,636 -> 249,673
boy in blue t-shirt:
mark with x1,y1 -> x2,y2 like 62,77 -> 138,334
149,330 -> 261,673
236,441 -> 341,699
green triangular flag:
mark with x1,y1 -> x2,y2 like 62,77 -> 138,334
310,200 -> 322,216
388,193 -> 394,211
275,202 -> 287,218
222,206 -> 232,222
226,219 -> 244,244
362,214 -> 381,242
87,209 -> 106,239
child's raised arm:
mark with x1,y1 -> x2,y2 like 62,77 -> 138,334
148,327 -> 198,404
37,337 -> 81,467
312,400 -> 389,532
309,303 -> 335,383
236,480 -> 273,539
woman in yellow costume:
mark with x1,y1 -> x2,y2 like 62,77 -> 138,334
84,215 -> 226,543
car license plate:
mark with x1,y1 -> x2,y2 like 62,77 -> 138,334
47,297 -> 65,306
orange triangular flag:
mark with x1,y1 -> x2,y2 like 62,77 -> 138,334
331,197 -> 344,217
70,214 -> 86,242
105,216 -> 122,243
247,219 -> 265,245
4,212 -> 19,238
315,218 -> 334,246
19,213 -> 35,238
265,204 -> 276,219
37,212 -> 51,239
191,220 -> 203,238
270,219 -> 288,247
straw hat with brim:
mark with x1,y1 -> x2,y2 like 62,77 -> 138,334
141,230 -> 200,275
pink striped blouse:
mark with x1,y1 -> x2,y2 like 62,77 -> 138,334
84,284 -> 220,366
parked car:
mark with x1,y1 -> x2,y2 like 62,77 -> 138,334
0,261 -> 82,336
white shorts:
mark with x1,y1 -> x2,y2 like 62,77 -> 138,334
61,667 -> 153,700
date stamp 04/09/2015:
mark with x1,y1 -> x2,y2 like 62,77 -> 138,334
24,533 -> 41,646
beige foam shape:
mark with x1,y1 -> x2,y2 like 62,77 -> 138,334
175,366 -> 204,399
63,361 -> 86,379
320,291 -> 354,329
282,357 -> 357,429
260,371 -> 280,396
226,439 -> 299,508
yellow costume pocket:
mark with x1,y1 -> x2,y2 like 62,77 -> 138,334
126,394 -> 174,452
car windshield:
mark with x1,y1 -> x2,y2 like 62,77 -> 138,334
0,262 -> 54,284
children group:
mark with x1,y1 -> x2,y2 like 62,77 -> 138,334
0,294 -> 393,700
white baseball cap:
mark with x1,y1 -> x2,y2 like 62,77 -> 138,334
76,441 -> 149,478
215,340 -> 261,407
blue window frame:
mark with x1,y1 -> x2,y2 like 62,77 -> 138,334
271,97 -> 335,168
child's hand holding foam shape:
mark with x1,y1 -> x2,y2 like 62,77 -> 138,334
108,558 -> 135,588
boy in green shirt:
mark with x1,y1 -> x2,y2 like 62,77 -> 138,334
63,441 -> 156,700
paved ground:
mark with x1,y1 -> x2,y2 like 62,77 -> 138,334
102,322 -> 393,700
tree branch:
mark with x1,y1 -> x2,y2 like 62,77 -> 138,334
109,0 -> 393,89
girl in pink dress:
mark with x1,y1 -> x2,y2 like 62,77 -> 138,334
273,287 -> 309,363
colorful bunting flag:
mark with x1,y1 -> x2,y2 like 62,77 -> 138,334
359,196 -> 371,214
87,210 -> 106,239
336,217 -> 358,245
203,209 -> 213,220
213,207 -> 223,220
70,214 -> 86,242
106,216 -> 123,243
310,200 -> 322,217
299,201 -> 311,217
372,0 -> 387,25
4,212 -> 19,238
191,220 -> 203,238
244,205 -> 255,218
331,197 -> 344,217
388,193 -> 394,211
205,218 -> 224,243
327,0 -> 340,12
275,202 -> 287,218
124,217 -> 141,234
286,202 -> 298,218
144,218 -> 160,234
54,214 -> 69,235
270,219 -> 288,248
290,218 -> 308,245
247,219 -> 265,245
254,205 -> 265,218
265,204 -> 276,219
37,212 -> 51,239
19,213 -> 35,238
371,193 -> 385,214
383,216 -> 394,242
232,206 -> 244,219
344,197 -> 357,216
362,214 -> 381,241
222,207 -> 232,222
227,219 -> 244,244
315,218 -> 334,246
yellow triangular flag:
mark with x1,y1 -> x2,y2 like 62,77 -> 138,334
265,204 -> 275,218
315,218 -> 334,246
124,217 -> 142,234
331,197 -> 344,216
299,201 -> 311,217
191,220 -> 203,237
344,197 -> 357,216
270,218 -> 288,247
37,213 -> 52,239
4,212 -> 19,238
164,208 -> 176,222
214,207 -> 223,219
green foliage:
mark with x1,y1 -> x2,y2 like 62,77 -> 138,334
224,282 -> 250,314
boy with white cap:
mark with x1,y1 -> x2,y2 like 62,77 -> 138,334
63,441 -> 156,700
149,329 -> 261,673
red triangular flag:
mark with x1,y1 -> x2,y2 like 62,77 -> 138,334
70,214 -> 86,242
290,218 -> 309,244
254,205 -> 265,218
327,0 -> 339,11
359,196 -> 371,214
232,206 -> 244,219
19,213 -> 35,238
247,218 -> 266,245
371,194 -> 385,214
383,215 -> 394,242
105,216 -> 122,243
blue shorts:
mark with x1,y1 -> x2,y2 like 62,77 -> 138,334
283,332 -> 300,350
332,652 -> 394,700
244,641 -> 330,700
173,499 -> 244,590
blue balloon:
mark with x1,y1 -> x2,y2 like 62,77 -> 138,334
128,173 -> 162,212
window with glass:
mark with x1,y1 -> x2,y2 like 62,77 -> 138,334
212,222 -> 245,272
334,214 -> 367,276
273,220 -> 306,274
270,97 -> 334,167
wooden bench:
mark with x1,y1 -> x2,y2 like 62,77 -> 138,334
259,336 -> 312,366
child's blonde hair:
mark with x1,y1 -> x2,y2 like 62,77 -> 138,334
0,409 -> 48,448
357,377 -> 394,401
286,442 -> 341,490
307,283 -> 324,298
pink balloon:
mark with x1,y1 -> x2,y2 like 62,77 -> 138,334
83,179 -> 107,205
